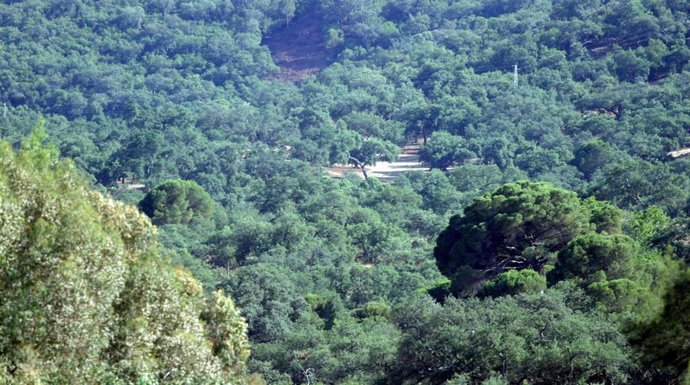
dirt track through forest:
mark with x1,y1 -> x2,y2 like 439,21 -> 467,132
264,17 -> 426,180
327,140 -> 428,182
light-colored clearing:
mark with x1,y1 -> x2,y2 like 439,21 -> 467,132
327,141 -> 428,182
668,148 -> 690,158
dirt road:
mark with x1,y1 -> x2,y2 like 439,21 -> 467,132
326,141 -> 428,182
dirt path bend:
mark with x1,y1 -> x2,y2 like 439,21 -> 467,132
669,148 -> 690,158
327,140 -> 428,182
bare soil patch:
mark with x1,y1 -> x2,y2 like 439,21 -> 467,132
327,140 -> 429,182
263,12 -> 336,81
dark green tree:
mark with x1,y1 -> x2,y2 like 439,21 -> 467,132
572,139 -> 615,180
478,269 -> 546,298
552,233 -> 638,283
632,270 -> 690,384
139,179 -> 216,225
434,181 -> 617,294
419,131 -> 475,170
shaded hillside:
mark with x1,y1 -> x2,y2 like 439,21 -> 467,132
263,12 -> 336,81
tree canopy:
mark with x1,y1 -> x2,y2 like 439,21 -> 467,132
434,181 -> 612,294
0,131 -> 251,384
139,179 -> 216,225
2,0 -> 690,383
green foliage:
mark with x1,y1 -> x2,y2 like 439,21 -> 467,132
424,278 -> 452,303
326,28 -> 345,48
419,131 -> 475,170
353,301 -> 392,320
434,181 -> 600,294
551,233 -> 652,315
624,206 -> 671,247
2,1 -> 690,383
349,138 -> 399,168
223,264 -> 309,343
553,234 -> 638,283
582,197 -> 624,234
590,161 -> 690,215
633,271 -> 690,384
139,179 -> 216,225
612,48 -> 652,82
479,269 -> 546,298
0,136 -> 250,384
389,292 -> 635,385
0,0 -> 687,217
572,139 -> 614,180
202,291 -> 251,377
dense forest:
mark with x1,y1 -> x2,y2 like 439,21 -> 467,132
2,0 -> 690,384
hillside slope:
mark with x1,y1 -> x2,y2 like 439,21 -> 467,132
264,12 -> 336,81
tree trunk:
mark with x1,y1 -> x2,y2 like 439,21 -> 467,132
348,156 -> 368,180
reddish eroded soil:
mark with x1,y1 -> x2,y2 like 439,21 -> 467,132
263,12 -> 336,81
